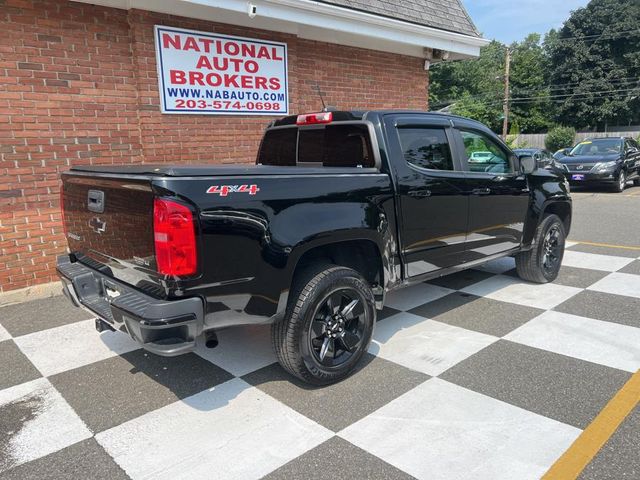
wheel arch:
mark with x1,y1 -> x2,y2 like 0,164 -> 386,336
542,200 -> 572,236
287,236 -> 387,306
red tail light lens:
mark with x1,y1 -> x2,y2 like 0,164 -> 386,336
153,198 -> 197,277
296,112 -> 333,125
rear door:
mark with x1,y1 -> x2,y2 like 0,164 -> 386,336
451,125 -> 530,261
384,115 -> 469,277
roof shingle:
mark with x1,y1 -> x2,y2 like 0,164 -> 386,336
312,0 -> 481,37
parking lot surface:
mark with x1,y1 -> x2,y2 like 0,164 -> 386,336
1,187 -> 639,480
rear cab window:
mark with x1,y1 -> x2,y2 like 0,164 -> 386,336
258,123 -> 375,168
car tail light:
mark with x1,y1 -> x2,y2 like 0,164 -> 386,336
153,198 -> 197,277
296,112 -> 333,125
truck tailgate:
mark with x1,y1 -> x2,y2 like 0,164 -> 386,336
61,173 -> 159,293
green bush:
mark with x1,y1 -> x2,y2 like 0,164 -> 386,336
545,126 -> 576,152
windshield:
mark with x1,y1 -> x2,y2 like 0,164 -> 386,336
570,139 -> 622,156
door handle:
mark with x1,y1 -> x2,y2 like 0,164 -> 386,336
407,189 -> 431,198
471,187 -> 491,195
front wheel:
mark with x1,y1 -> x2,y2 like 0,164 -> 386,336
515,214 -> 565,283
272,264 -> 375,385
613,170 -> 626,192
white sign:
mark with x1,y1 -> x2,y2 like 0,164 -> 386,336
154,25 -> 288,115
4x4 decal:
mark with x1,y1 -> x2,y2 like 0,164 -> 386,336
206,184 -> 260,196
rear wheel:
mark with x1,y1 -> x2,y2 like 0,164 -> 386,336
516,214 -> 565,283
613,170 -> 626,192
272,264 -> 375,385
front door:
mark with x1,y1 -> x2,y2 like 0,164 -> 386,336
385,116 -> 469,277
452,126 -> 530,262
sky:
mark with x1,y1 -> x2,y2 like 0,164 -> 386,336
463,0 -> 590,44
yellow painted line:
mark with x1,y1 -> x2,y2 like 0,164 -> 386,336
573,240 -> 640,251
542,370 -> 640,480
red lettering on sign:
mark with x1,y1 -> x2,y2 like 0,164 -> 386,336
170,69 -> 186,84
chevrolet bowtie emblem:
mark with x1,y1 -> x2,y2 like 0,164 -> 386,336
89,217 -> 106,234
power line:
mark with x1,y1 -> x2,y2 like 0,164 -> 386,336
433,86 -> 640,110
547,28 -> 640,44
509,87 -> 640,102
431,78 -> 640,107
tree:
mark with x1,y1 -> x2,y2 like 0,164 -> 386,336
429,40 -> 505,131
547,0 -> 640,129
509,34 -> 555,133
545,126 -> 576,151
429,37 -> 555,133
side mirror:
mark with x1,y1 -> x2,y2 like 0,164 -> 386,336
519,155 -> 536,174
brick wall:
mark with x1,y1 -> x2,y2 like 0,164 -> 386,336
0,0 -> 428,293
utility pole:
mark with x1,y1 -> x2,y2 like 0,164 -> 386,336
502,48 -> 510,140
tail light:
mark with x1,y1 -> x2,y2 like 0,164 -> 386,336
296,112 -> 333,125
153,198 -> 197,277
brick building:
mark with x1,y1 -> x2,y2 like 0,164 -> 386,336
0,0 -> 486,295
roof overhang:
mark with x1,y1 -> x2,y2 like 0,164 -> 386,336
79,0 -> 489,59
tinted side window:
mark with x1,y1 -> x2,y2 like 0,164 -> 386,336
460,130 -> 511,173
397,128 -> 453,171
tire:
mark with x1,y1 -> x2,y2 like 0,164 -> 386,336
515,214 -> 565,283
613,170 -> 626,192
272,264 -> 376,385
633,177 -> 640,186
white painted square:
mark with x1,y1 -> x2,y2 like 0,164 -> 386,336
384,283 -> 453,311
505,311 -> 640,373
564,241 -> 578,248
96,378 -> 333,480
561,250 -> 633,272
0,378 -> 92,473
0,323 -> 11,342
339,378 -> 580,480
369,313 -> 497,376
14,319 -> 139,377
461,275 -> 582,309
473,256 -> 516,274
194,324 -> 276,377
588,272 -> 640,299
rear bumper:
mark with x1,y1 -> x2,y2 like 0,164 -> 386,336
57,255 -> 204,356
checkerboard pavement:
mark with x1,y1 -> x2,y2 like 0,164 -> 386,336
1,243 -> 639,480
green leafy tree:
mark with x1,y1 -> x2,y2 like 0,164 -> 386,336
429,37 -> 555,133
545,126 -> 576,151
429,41 -> 505,131
509,34 -> 555,133
547,0 -> 640,129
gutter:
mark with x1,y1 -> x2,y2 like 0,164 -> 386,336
78,0 -> 489,58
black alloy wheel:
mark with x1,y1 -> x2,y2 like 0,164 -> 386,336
308,288 -> 367,368
515,213 -> 565,283
272,264 -> 375,385
541,224 -> 562,277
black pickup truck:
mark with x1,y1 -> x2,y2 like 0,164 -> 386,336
58,110 -> 572,385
